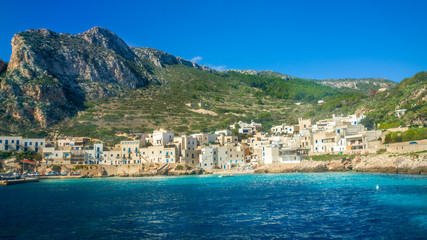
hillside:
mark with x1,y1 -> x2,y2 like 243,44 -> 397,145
318,78 -> 397,95
0,27 -> 423,142
357,71 -> 427,128
228,70 -> 396,95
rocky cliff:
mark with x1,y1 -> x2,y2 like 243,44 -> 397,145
0,27 -> 211,127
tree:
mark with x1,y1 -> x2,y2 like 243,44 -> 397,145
360,117 -> 375,130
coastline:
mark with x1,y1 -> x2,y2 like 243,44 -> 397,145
31,152 -> 427,179
257,152 -> 427,175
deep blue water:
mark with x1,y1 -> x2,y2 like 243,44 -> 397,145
0,173 -> 426,239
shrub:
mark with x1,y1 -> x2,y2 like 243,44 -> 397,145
376,148 -> 387,154
73,165 -> 88,171
176,165 -> 184,170
51,165 -> 62,172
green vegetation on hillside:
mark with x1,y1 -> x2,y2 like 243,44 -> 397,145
384,127 -> 427,144
362,71 -> 427,129
224,71 -> 343,101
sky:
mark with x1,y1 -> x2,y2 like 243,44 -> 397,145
0,0 -> 426,82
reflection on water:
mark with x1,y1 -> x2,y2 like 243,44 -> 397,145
0,173 -> 426,239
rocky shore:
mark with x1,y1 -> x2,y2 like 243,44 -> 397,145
37,163 -> 205,178
33,152 -> 427,178
257,152 -> 427,175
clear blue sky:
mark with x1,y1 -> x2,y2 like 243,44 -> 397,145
1,0 -> 426,82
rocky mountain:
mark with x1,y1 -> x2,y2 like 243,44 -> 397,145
0,27 -> 211,128
0,26 -> 423,139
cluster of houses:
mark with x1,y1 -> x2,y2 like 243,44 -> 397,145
0,113 -> 383,170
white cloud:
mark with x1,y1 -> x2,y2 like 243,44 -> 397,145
190,56 -> 202,63
207,64 -> 228,71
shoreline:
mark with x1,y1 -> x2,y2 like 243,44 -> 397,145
7,152 -> 425,180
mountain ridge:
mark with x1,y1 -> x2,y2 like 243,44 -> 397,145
0,27 -> 424,139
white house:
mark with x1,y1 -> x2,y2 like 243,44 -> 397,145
153,129 -> 174,146
0,136 -> 45,153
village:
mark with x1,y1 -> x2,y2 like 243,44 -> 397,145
2,111 -> 425,178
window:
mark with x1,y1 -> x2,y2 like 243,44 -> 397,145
321,139 -> 323,143
41,142 -> 43,146
25,142 -> 27,146
0,140 -> 2,143
12,140 -> 14,143
30,142 -> 32,145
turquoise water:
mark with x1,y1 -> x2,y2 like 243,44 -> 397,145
0,173 -> 426,239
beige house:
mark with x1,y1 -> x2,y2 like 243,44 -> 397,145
140,145 -> 177,164
217,135 -> 238,146
43,147 -> 72,165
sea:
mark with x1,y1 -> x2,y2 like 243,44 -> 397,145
0,173 -> 426,239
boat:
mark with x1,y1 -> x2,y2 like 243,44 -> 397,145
0,172 -> 21,180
